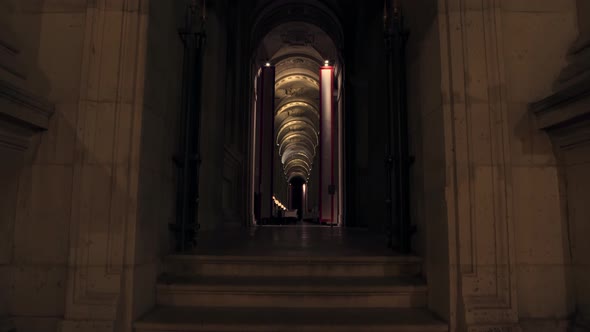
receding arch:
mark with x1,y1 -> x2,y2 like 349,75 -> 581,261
249,0 -> 345,226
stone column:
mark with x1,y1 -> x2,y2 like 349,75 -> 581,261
58,1 -> 149,331
319,65 -> 335,224
254,66 -> 275,221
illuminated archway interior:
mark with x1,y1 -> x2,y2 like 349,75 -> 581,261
253,21 -> 342,224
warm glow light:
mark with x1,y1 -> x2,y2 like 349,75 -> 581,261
272,195 -> 289,211
324,60 -> 329,65
265,62 -> 271,67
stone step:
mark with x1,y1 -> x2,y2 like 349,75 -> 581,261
134,306 -> 448,332
165,254 -> 423,278
156,276 -> 428,308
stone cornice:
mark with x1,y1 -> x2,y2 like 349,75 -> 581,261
0,78 -> 54,130
531,71 -> 590,132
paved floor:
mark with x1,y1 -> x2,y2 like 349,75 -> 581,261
193,224 -> 395,256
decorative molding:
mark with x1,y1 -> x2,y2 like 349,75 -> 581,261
531,74 -> 590,119
0,13 -> 52,155
0,126 -> 30,152
531,0 -> 590,148
531,73 -> 590,151
0,19 -> 27,81
531,51 -> 590,150
0,78 -> 54,152
0,79 -> 54,130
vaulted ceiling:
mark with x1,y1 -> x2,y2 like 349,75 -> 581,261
257,22 -> 335,183
274,29 -> 322,182
251,0 -> 342,184
274,56 -> 320,182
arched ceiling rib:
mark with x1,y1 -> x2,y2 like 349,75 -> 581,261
275,99 -> 319,180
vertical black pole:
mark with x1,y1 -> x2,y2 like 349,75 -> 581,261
172,2 -> 206,252
188,23 -> 205,251
384,3 -> 412,253
384,20 -> 395,249
394,11 -> 411,254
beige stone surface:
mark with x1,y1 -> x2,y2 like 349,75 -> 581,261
0,148 -> 22,264
502,0 -> 578,325
0,0 -> 182,331
502,10 -> 576,102
406,1 -> 448,321
406,0 -> 577,329
563,146 -> 590,326
0,0 -> 587,331
520,319 -> 570,332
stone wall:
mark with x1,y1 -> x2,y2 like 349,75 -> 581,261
406,0 -> 578,330
2,1 -> 587,331
0,1 -> 83,331
1,1 -> 185,331
405,0 -> 448,322
130,0 -> 184,322
502,1 -> 577,330
198,0 -> 229,231
342,0 -> 389,230
532,0 -> 590,329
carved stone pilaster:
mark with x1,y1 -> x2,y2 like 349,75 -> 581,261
439,0 -> 520,330
59,1 -> 149,330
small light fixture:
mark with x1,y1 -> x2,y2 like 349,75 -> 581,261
265,62 -> 271,67
324,60 -> 330,66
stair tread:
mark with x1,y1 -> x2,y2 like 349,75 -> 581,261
135,306 -> 447,331
167,254 -> 422,263
158,276 -> 427,293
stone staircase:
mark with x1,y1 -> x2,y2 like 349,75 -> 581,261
135,254 -> 447,332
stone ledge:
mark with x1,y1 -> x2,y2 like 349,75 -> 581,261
530,71 -> 590,131
0,79 -> 54,130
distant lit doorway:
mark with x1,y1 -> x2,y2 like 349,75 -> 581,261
289,177 -> 306,221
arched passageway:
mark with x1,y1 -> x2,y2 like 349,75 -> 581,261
250,5 -> 345,227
